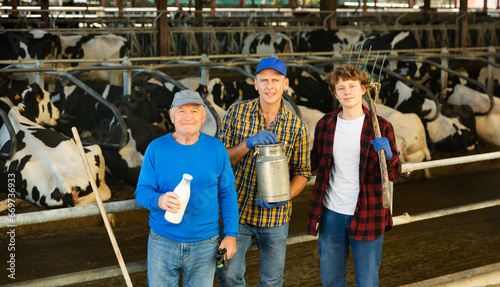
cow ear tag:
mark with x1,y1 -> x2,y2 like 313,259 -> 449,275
147,92 -> 151,102
238,89 -> 243,96
15,94 -> 21,101
295,78 -> 299,85
431,66 -> 437,70
36,95 -> 41,103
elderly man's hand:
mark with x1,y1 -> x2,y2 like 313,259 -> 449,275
219,236 -> 237,260
158,192 -> 181,212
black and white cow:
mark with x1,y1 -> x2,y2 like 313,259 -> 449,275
241,32 -> 294,74
296,104 -> 325,141
477,66 -> 500,97
446,84 -> 500,146
3,83 -> 60,126
141,77 -> 179,110
51,82 -> 163,136
100,115 -> 168,187
287,70 -> 334,113
242,32 -> 294,55
355,30 -> 419,51
375,103 -> 432,178
134,77 -> 179,131
298,28 -> 365,52
379,75 -> 439,120
426,99 -> 477,152
379,75 -> 477,152
0,83 -> 110,209
356,30 -> 420,77
1,31 -> 129,88
58,34 -> 129,86
397,61 -> 437,85
51,83 -> 167,187
222,78 -> 260,109
169,9 -> 197,55
0,30 -> 61,83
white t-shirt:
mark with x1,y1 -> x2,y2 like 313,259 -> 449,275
324,113 -> 365,216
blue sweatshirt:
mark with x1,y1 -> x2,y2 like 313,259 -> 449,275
135,133 -> 239,242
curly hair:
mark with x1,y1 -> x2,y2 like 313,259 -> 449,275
325,64 -> 370,95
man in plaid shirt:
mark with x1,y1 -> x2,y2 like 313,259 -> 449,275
217,57 -> 312,286
307,64 -> 401,286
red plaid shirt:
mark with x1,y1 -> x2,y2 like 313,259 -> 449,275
307,105 -> 401,241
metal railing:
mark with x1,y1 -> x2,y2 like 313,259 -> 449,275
1,48 -> 500,286
1,17 -> 500,56
0,108 -> 17,160
1,64 -> 129,150
1,150 -> 500,286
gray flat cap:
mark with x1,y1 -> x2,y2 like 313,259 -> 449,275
172,90 -> 205,107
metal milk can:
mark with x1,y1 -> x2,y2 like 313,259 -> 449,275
255,142 -> 291,203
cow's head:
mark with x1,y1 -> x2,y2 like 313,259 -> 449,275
28,30 -> 61,60
206,78 -> 225,108
126,85 -> 162,124
8,83 -> 60,126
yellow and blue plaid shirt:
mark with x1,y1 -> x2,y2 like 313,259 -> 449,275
217,98 -> 312,227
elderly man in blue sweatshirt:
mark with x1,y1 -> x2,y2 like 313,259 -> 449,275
135,89 -> 239,287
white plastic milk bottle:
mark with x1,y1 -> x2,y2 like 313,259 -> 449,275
164,174 -> 192,224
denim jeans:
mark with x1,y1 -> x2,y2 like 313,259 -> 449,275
217,223 -> 289,287
318,208 -> 384,287
147,229 -> 219,287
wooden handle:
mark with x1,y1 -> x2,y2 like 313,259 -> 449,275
72,127 -> 134,287
365,93 -> 391,209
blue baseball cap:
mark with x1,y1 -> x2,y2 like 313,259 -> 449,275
255,57 -> 287,77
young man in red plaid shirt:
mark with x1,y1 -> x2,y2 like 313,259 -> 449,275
307,64 -> 402,286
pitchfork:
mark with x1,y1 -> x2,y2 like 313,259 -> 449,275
352,48 -> 391,209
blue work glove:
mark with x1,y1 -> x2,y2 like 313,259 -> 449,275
246,130 -> 278,149
371,137 -> 393,160
254,198 -> 288,208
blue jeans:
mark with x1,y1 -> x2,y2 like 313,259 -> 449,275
217,223 -> 289,287
318,208 -> 384,287
147,229 -> 219,287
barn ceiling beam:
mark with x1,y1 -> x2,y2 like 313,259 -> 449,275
210,0 -> 216,16
41,0 -> 49,28
320,0 -> 338,29
117,0 -> 124,17
459,0 -> 469,48
11,0 -> 19,17
423,0 -> 431,23
157,0 -> 170,56
195,0 -> 204,54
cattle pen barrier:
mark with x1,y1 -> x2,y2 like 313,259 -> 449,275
1,150 -> 500,286
2,22 -> 500,57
